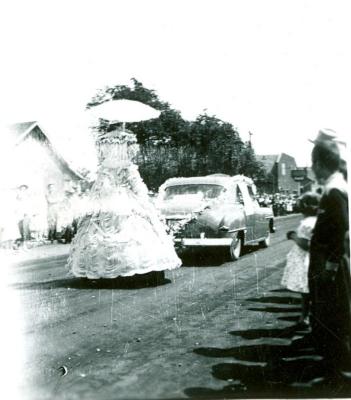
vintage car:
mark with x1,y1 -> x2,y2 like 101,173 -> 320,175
157,174 -> 275,260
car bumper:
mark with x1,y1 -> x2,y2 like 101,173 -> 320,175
174,238 -> 232,246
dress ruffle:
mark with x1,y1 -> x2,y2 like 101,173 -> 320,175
66,165 -> 181,278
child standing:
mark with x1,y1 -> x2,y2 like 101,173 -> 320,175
281,192 -> 320,326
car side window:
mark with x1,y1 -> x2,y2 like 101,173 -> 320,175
247,185 -> 255,200
236,185 -> 244,205
247,185 -> 259,206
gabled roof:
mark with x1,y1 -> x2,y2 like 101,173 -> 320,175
5,121 -> 38,143
3,121 -> 84,180
277,152 -> 298,164
256,154 -> 279,173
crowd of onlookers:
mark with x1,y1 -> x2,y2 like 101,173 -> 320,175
1,184 -> 303,250
0,181 -> 90,250
257,192 -> 299,216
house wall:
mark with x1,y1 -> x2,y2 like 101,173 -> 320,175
271,163 -> 279,193
276,153 -> 299,194
3,135 -> 80,199
0,126 -> 82,240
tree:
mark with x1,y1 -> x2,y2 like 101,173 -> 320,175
88,79 -> 266,190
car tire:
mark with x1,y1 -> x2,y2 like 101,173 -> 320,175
260,232 -> 270,248
269,219 -> 275,233
229,234 -> 242,261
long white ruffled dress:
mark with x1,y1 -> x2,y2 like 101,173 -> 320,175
67,162 -> 181,279
281,216 -> 317,293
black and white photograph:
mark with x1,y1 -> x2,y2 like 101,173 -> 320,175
0,1 -> 350,399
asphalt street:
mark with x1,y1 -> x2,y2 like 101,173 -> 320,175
6,214 -> 351,399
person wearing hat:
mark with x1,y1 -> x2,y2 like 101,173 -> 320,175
309,135 -> 350,382
15,184 -> 33,249
45,183 -> 61,243
310,128 -> 348,181
309,128 -> 337,145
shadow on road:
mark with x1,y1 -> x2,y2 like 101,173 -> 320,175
12,254 -> 68,267
179,249 -> 227,267
245,295 -> 301,305
179,245 -> 262,267
12,273 -> 172,291
184,289 -> 351,398
247,306 -> 302,313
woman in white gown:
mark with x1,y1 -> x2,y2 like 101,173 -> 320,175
67,128 -> 181,279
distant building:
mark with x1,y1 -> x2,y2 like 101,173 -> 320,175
291,167 -> 317,194
256,153 -> 314,194
1,121 -> 83,193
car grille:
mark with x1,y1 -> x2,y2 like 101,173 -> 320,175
167,218 -> 216,239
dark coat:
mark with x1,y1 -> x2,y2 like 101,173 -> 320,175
309,186 -> 350,368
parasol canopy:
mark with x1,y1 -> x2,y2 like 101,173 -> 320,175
89,99 -> 161,123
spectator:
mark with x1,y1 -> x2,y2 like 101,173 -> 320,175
46,183 -> 61,243
15,184 -> 33,249
272,196 -> 279,216
286,197 -> 294,213
309,134 -> 350,382
281,192 -> 320,326
30,192 -> 47,242
309,127 -> 348,181
57,184 -> 77,243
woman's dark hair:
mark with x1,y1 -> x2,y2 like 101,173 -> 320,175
312,142 -> 340,172
298,192 -> 321,216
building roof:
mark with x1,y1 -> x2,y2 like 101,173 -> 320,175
256,154 -> 279,173
3,121 -> 84,180
256,153 -> 299,173
5,121 -> 38,143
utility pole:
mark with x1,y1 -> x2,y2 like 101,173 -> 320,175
249,131 -> 253,147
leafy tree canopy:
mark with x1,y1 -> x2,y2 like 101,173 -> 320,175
88,79 -> 268,190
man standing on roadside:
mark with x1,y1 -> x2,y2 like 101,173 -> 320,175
16,184 -> 32,249
46,183 -> 60,243
309,130 -> 350,382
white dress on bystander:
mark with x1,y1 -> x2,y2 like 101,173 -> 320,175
281,216 -> 317,293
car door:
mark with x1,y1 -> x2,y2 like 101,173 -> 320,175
237,182 -> 256,241
218,183 -> 244,236
247,184 -> 267,239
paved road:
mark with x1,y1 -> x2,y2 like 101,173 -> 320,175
6,215 -> 351,399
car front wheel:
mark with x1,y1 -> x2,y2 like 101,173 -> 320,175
229,234 -> 242,261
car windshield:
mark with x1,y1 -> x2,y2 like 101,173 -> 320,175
163,184 -> 225,200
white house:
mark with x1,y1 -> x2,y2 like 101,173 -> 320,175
1,121 -> 83,192
0,121 -> 84,242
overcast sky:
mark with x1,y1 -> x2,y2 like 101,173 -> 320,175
0,0 -> 350,169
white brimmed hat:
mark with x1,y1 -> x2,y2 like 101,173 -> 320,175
309,128 -> 337,144
310,128 -> 347,146
310,128 -> 347,161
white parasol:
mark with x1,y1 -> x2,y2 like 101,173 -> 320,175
89,99 -> 161,124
